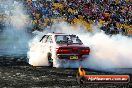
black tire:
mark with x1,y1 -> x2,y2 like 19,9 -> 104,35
48,53 -> 53,67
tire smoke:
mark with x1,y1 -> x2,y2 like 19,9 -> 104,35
27,31 -> 49,66
28,22 -> 132,71
0,0 -> 31,56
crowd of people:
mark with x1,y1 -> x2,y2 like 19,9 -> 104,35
25,0 -> 131,35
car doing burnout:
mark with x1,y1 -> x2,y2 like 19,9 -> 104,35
39,33 -> 90,67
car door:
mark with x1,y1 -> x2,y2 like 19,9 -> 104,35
40,35 -> 49,51
45,35 -> 53,53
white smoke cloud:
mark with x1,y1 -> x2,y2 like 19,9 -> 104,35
10,4 -> 30,28
27,31 -> 49,66
28,21 -> 132,70
0,0 -> 31,55
80,33 -> 132,69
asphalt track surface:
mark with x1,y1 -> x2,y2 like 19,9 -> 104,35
0,56 -> 132,88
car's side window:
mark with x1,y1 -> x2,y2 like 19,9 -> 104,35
46,35 -> 53,43
41,35 -> 49,43
46,36 -> 53,43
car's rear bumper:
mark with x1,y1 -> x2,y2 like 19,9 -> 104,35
57,54 -> 89,60
56,58 -> 88,68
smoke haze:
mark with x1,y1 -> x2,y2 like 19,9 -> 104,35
0,0 -> 31,56
28,22 -> 132,70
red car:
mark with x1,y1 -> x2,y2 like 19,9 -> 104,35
40,33 -> 90,68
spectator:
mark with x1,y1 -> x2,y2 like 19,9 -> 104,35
25,0 -> 131,35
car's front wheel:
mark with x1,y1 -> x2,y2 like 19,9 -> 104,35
48,53 -> 53,67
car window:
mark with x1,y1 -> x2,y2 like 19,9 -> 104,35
46,35 -> 53,43
40,35 -> 49,43
55,35 -> 82,44
56,35 -> 69,43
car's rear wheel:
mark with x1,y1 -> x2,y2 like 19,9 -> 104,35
48,53 -> 53,67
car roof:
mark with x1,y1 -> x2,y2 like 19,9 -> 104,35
46,33 -> 76,36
